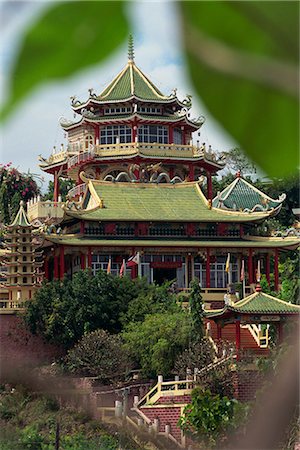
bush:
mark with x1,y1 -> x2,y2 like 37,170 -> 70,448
174,338 -> 215,378
64,329 -> 130,381
123,311 -> 191,378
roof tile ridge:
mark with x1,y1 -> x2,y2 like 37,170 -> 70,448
99,64 -> 129,99
133,64 -> 168,99
240,177 -> 286,203
129,62 -> 135,96
233,291 -> 258,307
220,177 -> 239,201
262,292 -> 300,308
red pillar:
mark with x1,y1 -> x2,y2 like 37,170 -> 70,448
59,245 -> 65,279
87,247 -> 92,268
54,253 -> 59,279
80,253 -> 86,270
266,253 -> 270,286
207,171 -> 212,200
206,248 -> 211,288
53,171 -> 59,202
189,164 -> 195,182
44,258 -> 49,280
248,248 -> 253,284
217,322 -> 222,340
274,249 -> 279,291
235,320 -> 241,360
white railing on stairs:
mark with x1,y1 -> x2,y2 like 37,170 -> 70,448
242,324 -> 270,348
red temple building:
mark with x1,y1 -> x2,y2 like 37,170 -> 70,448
1,39 -> 299,307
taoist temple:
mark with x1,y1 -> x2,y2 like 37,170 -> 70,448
1,39 -> 299,306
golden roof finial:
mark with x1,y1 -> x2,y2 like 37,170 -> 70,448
128,34 -> 134,63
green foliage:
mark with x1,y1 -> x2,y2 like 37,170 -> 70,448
222,147 -> 256,175
123,311 -> 191,378
178,388 -> 236,445
1,1 -> 129,120
189,279 -> 204,340
64,329 -> 130,381
0,163 -> 39,224
120,281 -> 179,326
43,179 -> 75,202
181,1 -> 298,178
24,270 -> 152,348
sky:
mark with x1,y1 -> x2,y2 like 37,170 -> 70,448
0,0 -> 236,190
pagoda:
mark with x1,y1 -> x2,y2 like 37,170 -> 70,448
27,38 -> 298,304
0,201 -> 43,309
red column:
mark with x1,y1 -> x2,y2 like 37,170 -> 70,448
217,323 -> 222,340
54,253 -> 59,279
169,126 -> 173,144
248,248 -> 253,284
87,247 -> 92,268
44,258 -> 49,280
206,248 -> 211,288
189,164 -> 195,182
207,171 -> 212,200
53,171 -> 59,202
266,253 -> 270,286
59,245 -> 65,279
235,320 -> 241,360
274,249 -> 279,291
80,253 -> 86,270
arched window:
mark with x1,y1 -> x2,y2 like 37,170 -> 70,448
23,277 -> 27,284
23,266 -> 26,272
23,246 -> 26,252
138,125 -> 168,144
100,125 -> 132,145
23,256 -> 27,262
85,134 -> 94,149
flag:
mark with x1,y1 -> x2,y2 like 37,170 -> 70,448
225,253 -> 230,273
256,259 -> 261,282
107,257 -> 111,274
240,260 -> 245,281
127,252 -> 140,267
119,259 -> 126,277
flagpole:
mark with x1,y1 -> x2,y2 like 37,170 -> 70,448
137,253 -> 142,278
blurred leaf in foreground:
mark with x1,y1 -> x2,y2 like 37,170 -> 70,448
180,1 -> 299,178
1,1 -> 128,121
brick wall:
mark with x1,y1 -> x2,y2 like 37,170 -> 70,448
233,367 -> 264,402
140,405 -> 183,441
0,315 -> 63,377
156,394 -> 191,405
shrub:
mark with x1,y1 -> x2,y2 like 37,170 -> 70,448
64,329 -> 130,381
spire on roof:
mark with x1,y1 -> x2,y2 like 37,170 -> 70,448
128,35 -> 134,63
9,200 -> 31,227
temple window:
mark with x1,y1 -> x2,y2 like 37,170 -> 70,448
138,125 -> 168,143
137,106 -> 161,114
85,134 -> 94,149
23,277 -> 27,284
23,246 -> 26,251
100,125 -> 132,145
173,128 -> 183,145
23,256 -> 27,262
104,107 -> 132,115
23,266 -> 26,272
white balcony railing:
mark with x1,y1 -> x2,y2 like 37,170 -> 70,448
67,183 -> 87,199
27,200 -> 65,222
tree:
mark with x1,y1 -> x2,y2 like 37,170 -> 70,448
64,329 -> 130,382
178,387 -> 236,447
24,270 -> 153,349
174,338 -> 215,378
123,312 -> 191,378
43,178 -> 75,202
0,163 -> 39,224
189,279 -> 204,340
222,148 -> 256,175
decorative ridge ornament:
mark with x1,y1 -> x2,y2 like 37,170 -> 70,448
128,34 -> 134,63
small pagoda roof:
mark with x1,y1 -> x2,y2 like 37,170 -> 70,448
205,291 -> 300,319
213,174 -> 286,213
64,180 -> 274,223
8,201 -> 31,228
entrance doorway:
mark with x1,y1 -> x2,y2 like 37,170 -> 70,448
153,268 -> 177,285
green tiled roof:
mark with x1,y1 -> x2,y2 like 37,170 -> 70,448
9,202 -> 31,227
213,176 -> 285,212
67,181 -> 272,223
205,291 -> 300,317
45,236 -> 300,249
98,62 -> 171,102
